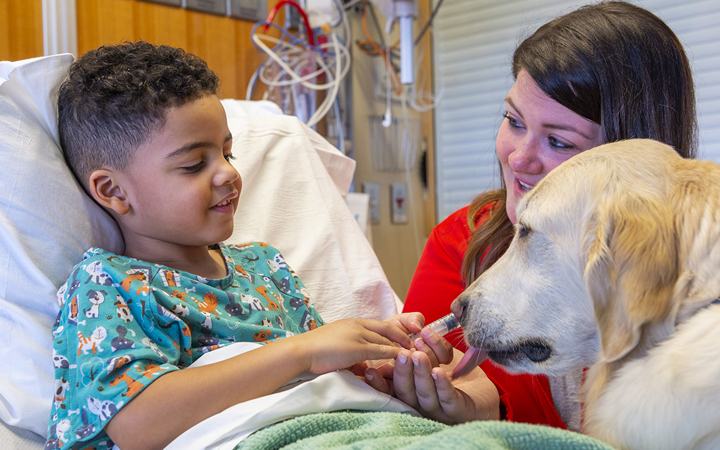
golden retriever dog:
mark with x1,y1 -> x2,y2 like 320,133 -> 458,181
455,139 -> 720,449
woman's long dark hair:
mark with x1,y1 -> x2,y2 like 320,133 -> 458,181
461,1 -> 697,287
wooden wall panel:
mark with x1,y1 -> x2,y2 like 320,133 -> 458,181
0,0 -> 43,61
76,0 -> 273,100
1,0 -> 289,100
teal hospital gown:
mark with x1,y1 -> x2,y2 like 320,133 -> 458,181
46,242 -> 324,450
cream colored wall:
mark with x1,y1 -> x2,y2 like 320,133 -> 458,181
348,3 -> 435,301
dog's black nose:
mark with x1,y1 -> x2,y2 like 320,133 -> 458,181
450,294 -> 467,319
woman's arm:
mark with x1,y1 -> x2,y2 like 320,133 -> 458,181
403,207 -> 473,324
106,318 -> 412,450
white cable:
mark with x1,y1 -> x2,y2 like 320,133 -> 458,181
308,33 -> 342,126
246,64 -> 261,100
254,32 -> 346,127
382,28 -> 393,128
400,93 -> 423,259
408,41 -> 442,112
249,8 -> 352,127
252,33 -> 350,91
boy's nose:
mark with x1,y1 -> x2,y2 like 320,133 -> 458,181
215,159 -> 240,186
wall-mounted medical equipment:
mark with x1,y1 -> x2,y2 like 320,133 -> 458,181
247,0 -> 351,159
369,0 -> 417,85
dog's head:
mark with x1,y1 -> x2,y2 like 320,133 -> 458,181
457,139 -> 683,375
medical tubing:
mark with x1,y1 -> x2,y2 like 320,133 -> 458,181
252,33 -> 348,91
247,0 -> 351,126
263,0 -> 316,46
333,97 -> 345,154
308,33 -> 341,126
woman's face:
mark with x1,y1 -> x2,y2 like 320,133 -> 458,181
497,70 -> 604,223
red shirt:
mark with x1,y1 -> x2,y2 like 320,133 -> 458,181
403,204 -> 566,428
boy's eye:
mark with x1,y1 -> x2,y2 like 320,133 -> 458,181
224,154 -> 236,162
182,161 -> 204,173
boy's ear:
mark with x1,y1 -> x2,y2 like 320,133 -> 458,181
88,169 -> 130,215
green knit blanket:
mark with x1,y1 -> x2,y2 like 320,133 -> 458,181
235,411 -> 616,450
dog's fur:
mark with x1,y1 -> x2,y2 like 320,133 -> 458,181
458,139 -> 720,449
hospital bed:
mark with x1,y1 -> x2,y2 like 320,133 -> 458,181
0,53 -> 405,449
0,54 -> 612,450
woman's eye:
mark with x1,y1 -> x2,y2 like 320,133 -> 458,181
503,113 -> 523,129
548,136 -> 574,150
224,154 -> 236,162
182,162 -> 204,173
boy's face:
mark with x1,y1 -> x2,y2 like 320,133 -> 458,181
117,94 -> 241,254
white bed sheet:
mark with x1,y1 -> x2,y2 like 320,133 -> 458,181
166,344 -> 418,450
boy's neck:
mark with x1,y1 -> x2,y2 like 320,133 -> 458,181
123,239 -> 227,279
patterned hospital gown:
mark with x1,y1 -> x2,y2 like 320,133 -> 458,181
46,242 -> 324,449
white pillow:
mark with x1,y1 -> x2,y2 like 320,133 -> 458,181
0,54 -> 124,435
223,112 -> 400,322
0,57 -> 399,436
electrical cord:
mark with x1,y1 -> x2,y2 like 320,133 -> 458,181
414,0 -> 445,46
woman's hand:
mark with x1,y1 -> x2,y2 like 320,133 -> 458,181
365,334 -> 500,424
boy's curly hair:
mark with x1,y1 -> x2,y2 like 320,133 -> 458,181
58,41 -> 220,191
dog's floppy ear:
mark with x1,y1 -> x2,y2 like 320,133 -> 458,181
584,194 -> 678,362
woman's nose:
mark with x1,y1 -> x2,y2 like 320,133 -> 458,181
508,137 -> 542,174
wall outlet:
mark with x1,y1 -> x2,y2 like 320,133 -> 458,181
391,183 -> 408,223
363,182 -> 381,223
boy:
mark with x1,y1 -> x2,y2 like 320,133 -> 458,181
48,41 -> 421,450
49,41 -> 496,450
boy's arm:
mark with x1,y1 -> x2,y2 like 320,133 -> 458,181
105,318 -> 411,450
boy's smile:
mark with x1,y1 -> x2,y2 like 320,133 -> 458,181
108,94 -> 241,272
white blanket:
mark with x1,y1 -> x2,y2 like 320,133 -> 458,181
166,343 -> 419,450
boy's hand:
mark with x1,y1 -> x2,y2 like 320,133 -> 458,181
361,314 -> 454,378
368,313 -> 454,369
292,318 -> 413,375
365,345 -> 500,424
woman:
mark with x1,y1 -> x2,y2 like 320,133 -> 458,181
400,0 -> 696,431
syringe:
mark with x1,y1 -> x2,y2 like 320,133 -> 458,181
408,312 -> 460,342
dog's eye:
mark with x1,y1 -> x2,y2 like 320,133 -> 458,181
517,224 -> 530,238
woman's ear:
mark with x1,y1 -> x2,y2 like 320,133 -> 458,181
88,169 -> 130,215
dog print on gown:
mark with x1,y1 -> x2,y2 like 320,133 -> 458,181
47,242 -> 323,449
